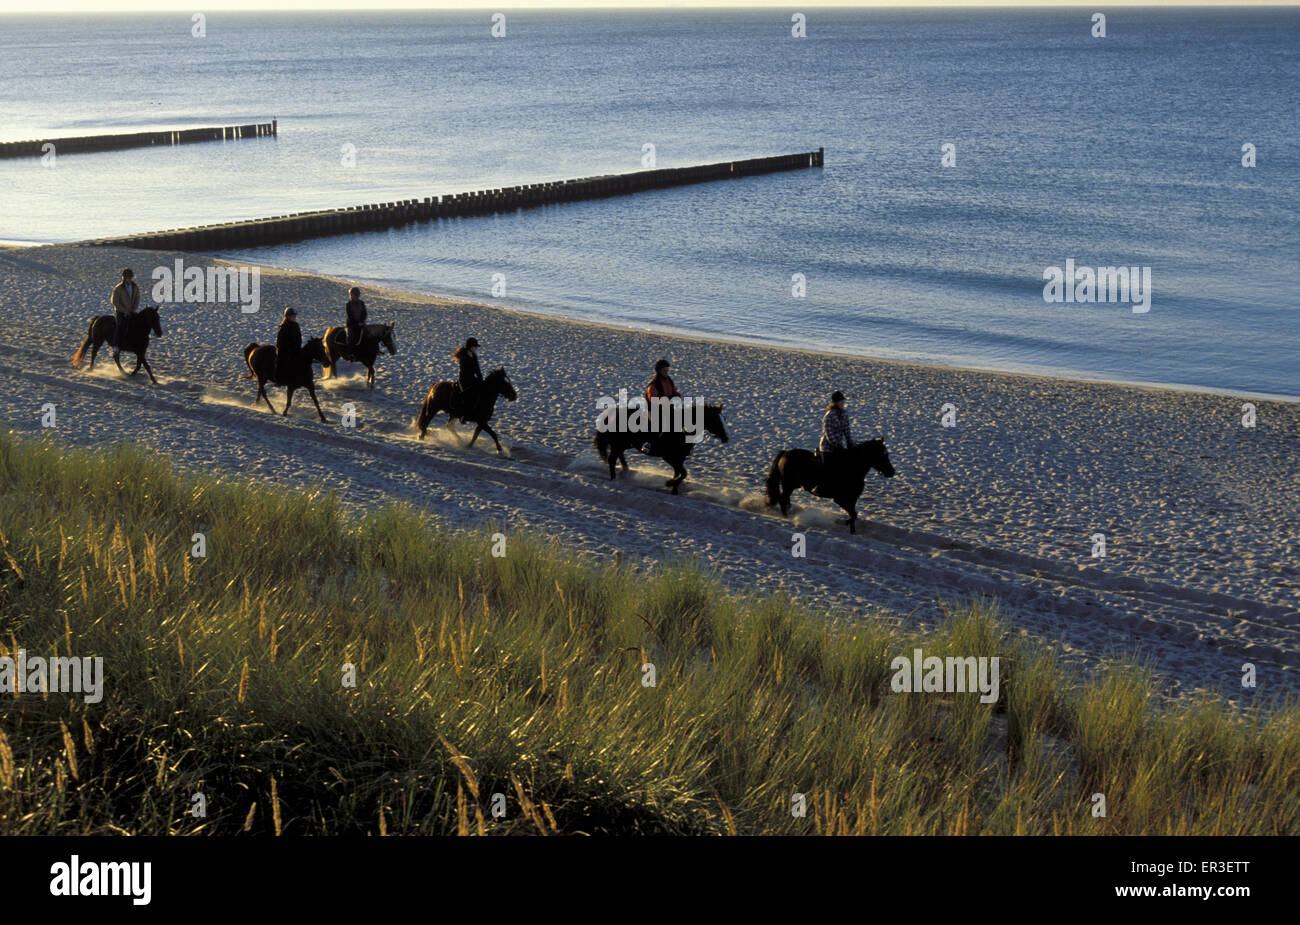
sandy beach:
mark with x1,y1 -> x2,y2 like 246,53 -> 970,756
3,244 -> 1297,708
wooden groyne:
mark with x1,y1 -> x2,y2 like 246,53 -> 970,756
76,148 -> 824,252
0,120 -> 277,159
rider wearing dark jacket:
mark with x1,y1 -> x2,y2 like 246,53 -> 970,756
276,308 -> 302,381
344,287 -> 367,354
452,337 -> 483,410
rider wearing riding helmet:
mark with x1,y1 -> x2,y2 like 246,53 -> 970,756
819,390 -> 852,475
344,287 -> 367,355
110,268 -> 139,359
453,337 -> 483,410
645,359 -> 681,404
642,359 -> 682,452
276,307 -> 302,382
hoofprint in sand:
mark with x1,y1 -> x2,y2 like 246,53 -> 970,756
5,245 -> 1297,709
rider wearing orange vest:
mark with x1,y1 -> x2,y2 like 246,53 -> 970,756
646,359 -> 680,404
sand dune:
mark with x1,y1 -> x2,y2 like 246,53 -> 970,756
4,245 -> 1297,709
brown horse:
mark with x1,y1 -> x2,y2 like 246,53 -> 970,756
323,322 -> 396,388
71,306 -> 163,383
416,367 -> 517,454
242,337 -> 331,422
765,438 -> 895,534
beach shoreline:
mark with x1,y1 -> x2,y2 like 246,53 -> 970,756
10,240 -> 1298,404
3,244 -> 1297,710
171,251 -> 1300,406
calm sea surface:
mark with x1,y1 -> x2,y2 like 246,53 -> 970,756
2,9 -> 1297,397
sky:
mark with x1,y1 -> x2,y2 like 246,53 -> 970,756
2,0 -> 1298,12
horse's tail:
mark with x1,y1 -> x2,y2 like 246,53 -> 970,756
594,429 -> 611,463
765,452 -> 784,507
415,396 -> 433,437
241,340 -> 258,376
416,385 -> 444,437
71,317 -> 95,368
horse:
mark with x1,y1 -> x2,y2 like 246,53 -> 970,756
242,336 -> 331,422
71,306 -> 163,383
765,438 -> 895,534
323,322 -> 396,387
594,402 -> 730,494
415,367 -> 518,454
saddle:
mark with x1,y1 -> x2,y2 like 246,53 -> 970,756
450,383 -> 477,420
273,351 -> 306,384
341,327 -> 368,362
813,449 -> 842,494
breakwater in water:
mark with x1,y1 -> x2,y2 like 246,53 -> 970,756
75,149 -> 824,251
0,120 -> 277,159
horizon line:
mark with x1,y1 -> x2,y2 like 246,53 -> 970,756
5,2 -> 1300,13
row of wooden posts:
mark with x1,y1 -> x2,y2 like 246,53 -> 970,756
77,148 -> 825,251
0,120 -> 277,159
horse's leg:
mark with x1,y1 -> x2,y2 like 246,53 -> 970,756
841,498 -> 858,534
88,340 -> 100,370
779,481 -> 793,517
114,350 -> 127,375
480,423 -> 504,455
141,355 -> 157,384
283,386 -> 295,415
445,415 -> 463,443
307,383 -> 326,423
368,365 -> 375,389
257,378 -> 277,413
668,459 -> 686,494
616,442 -> 630,477
467,424 -> 481,448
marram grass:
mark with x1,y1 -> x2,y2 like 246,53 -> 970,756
0,432 -> 1295,835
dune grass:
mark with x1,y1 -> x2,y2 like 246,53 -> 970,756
0,432 -> 1295,835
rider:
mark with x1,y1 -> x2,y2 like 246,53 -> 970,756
344,287 -> 367,357
818,390 -> 852,481
276,308 -> 302,382
110,268 -> 139,360
452,337 -> 483,414
645,359 -> 680,404
643,359 -> 681,452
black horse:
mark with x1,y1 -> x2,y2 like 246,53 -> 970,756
416,367 -> 518,454
323,322 -> 397,388
243,337 -> 331,422
71,306 -> 163,383
765,438 -> 895,533
595,402 -> 730,494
